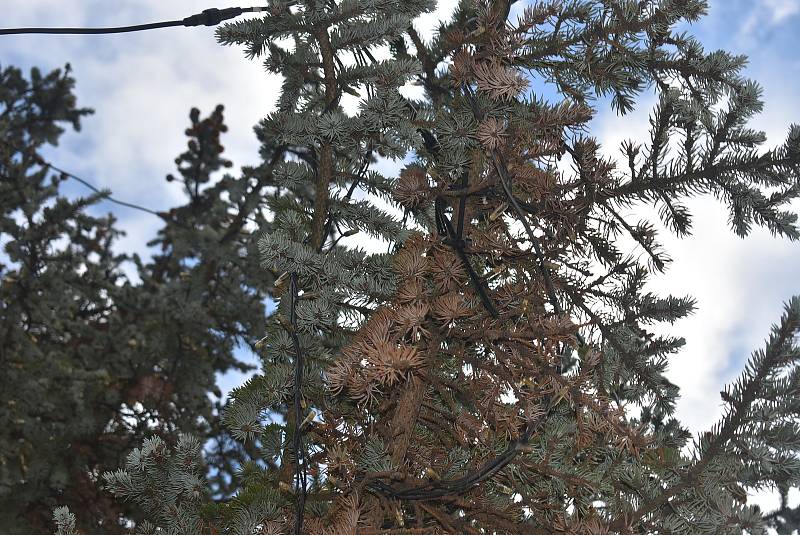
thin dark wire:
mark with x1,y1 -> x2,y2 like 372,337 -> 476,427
52,165 -> 163,217
0,20 -> 182,35
0,6 -> 268,36
367,395 -> 560,501
434,197 -> 498,317
0,138 -> 164,218
460,84 -> 586,349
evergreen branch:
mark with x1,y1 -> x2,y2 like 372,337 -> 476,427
407,25 -> 447,107
460,84 -> 584,353
601,200 -> 667,272
309,25 -> 339,251
219,144 -> 287,244
610,297 -> 800,531
367,394 -> 559,501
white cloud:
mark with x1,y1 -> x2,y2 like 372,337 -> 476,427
764,0 -> 800,23
738,0 -> 800,40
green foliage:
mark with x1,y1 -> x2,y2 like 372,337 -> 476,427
103,435 -> 207,534
52,507 -> 79,535
0,66 -> 281,533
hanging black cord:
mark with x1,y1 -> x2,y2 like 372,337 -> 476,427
435,196 -> 499,318
0,138 -> 174,220
367,394 -> 560,501
1,20 -> 183,35
0,7 -> 268,35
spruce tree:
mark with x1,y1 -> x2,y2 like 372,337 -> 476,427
0,66 -> 282,533
62,0 -> 800,533
0,63 -> 127,532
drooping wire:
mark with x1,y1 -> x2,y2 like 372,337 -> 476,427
0,138 -> 166,219
0,7 -> 268,36
459,83 -> 587,366
420,114 -> 497,318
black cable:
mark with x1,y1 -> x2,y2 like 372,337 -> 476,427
367,395 -> 558,501
435,197 -> 499,318
0,20 -> 183,35
0,7 -> 268,36
55,166 -> 162,217
0,138 -> 168,218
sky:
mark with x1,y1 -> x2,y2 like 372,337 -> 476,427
2,0 -> 800,516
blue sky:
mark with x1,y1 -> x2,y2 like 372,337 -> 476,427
2,0 -> 800,513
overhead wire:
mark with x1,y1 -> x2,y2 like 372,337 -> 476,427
45,161 -> 164,217
0,6 -> 268,36
1,138 -> 168,220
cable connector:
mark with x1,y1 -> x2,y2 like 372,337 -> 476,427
182,8 -> 243,27
182,6 -> 268,27
1,6 -> 270,35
